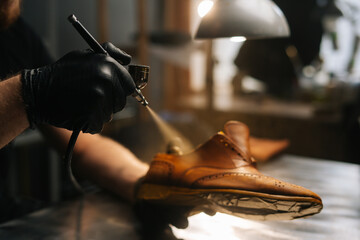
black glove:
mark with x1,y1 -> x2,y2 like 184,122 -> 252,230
134,200 -> 191,230
134,200 -> 190,240
133,178 -> 191,238
21,43 -> 135,133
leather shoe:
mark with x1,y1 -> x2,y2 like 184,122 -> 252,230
137,121 -> 323,220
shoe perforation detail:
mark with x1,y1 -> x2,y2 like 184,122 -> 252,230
195,172 -> 306,190
195,172 -> 263,184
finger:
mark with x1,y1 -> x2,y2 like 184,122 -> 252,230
168,207 -> 191,229
170,216 -> 189,229
102,42 -> 132,65
203,208 -> 217,216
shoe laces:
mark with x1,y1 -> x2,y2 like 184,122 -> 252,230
218,132 -> 257,167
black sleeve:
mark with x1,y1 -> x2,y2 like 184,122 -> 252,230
0,17 -> 54,79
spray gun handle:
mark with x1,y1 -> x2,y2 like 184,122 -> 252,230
68,14 -> 107,55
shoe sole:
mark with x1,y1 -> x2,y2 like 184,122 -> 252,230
137,183 -> 323,221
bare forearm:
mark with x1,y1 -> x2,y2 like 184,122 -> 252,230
40,126 -> 149,202
75,134 -> 149,201
0,75 -> 29,148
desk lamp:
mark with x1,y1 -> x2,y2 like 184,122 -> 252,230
194,0 -> 289,109
195,0 -> 290,40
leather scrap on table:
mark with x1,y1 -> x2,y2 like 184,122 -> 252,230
249,137 -> 290,162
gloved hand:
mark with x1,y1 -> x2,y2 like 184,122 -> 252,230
134,200 -> 191,230
21,42 -> 135,133
134,200 -> 191,240
133,177 -> 192,237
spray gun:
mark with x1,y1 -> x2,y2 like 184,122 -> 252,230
68,14 -> 149,106
65,14 -> 149,193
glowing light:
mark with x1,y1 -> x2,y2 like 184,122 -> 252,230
230,36 -> 247,42
198,0 -> 214,18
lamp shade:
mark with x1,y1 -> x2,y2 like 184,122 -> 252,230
195,0 -> 290,39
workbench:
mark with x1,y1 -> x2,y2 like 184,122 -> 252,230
0,155 -> 359,239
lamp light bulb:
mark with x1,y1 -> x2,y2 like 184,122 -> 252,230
230,36 -> 247,42
198,0 -> 214,17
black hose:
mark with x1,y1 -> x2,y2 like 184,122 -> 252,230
64,129 -> 84,194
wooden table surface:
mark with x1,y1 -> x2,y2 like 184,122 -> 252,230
0,154 -> 359,240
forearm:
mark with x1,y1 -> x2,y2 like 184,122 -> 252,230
40,126 -> 149,202
75,133 -> 149,201
0,75 -> 29,148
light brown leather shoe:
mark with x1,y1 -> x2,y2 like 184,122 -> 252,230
137,121 -> 323,220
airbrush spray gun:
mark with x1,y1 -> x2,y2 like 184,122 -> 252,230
68,14 -> 149,106
65,14 -> 149,193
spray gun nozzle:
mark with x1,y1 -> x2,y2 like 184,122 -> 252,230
133,88 -> 148,106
